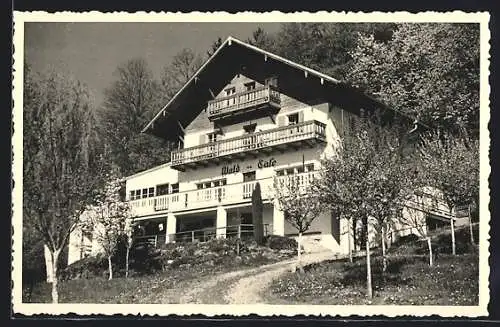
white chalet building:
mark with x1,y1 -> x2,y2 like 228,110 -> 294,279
64,37 -> 469,269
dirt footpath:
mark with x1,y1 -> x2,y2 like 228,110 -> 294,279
177,251 -> 335,304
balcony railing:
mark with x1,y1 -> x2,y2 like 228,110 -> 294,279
129,172 -> 318,216
133,223 -> 273,246
171,120 -> 326,169
207,85 -> 281,120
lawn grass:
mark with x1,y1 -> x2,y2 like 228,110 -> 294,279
25,244 -> 293,303
267,252 -> 478,305
26,266 -> 213,303
266,226 -> 480,305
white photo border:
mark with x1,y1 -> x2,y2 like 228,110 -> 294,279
11,10 -> 491,317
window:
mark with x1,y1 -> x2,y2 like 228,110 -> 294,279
225,87 -> 236,96
276,163 -> 314,176
243,123 -> 257,134
171,183 -> 179,194
207,132 -> 218,143
156,183 -> 169,196
196,179 -> 227,190
243,171 -> 256,182
244,81 -> 256,91
214,179 -> 227,187
130,187 -> 160,199
288,113 -> 299,125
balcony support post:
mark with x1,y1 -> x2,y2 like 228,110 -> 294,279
166,213 -> 177,243
216,206 -> 227,239
273,200 -> 285,236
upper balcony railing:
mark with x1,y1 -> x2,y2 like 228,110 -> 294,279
129,171 -> 318,216
171,120 -> 327,170
207,85 -> 281,120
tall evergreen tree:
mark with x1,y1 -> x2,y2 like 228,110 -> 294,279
207,37 -> 223,58
273,23 -> 397,80
247,27 -> 275,51
251,183 -> 265,245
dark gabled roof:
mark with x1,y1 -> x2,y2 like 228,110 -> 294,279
143,36 -> 424,140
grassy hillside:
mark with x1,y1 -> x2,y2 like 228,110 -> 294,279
267,225 -> 479,305
24,236 -> 296,303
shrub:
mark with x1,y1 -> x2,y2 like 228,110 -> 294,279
60,254 -> 122,281
61,236 -> 296,281
129,243 -> 163,274
206,238 -> 234,253
264,235 -> 298,251
391,234 -> 420,247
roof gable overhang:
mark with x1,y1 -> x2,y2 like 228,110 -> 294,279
142,37 -> 424,141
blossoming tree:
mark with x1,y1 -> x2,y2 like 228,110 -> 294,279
81,176 -> 133,280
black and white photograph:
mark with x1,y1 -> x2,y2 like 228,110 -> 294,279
12,11 -> 490,317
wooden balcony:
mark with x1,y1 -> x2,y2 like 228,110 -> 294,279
207,85 -> 281,121
171,120 -> 327,171
129,172 -> 318,216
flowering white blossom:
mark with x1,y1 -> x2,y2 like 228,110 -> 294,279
80,176 -> 133,279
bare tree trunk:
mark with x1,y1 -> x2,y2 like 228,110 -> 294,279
125,246 -> 130,278
450,218 -> 456,255
381,225 -> 387,273
348,218 -> 353,263
297,232 -> 302,268
50,249 -> 60,304
468,206 -> 475,245
108,255 -> 113,280
352,219 -> 357,252
366,234 -> 373,299
427,236 -> 433,267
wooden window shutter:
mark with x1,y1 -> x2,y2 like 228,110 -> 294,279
277,116 -> 286,127
298,111 -> 304,123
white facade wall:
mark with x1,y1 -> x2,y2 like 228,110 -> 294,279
125,163 -> 179,199
116,96 -> 347,253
